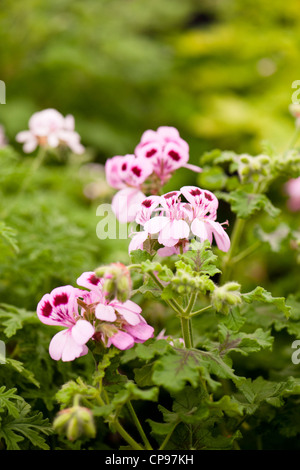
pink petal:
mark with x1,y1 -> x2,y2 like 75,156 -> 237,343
183,163 -> 203,173
49,329 -> 87,362
169,219 -> 190,240
191,218 -> 209,242
77,271 -> 103,292
71,319 -> 95,345
111,188 -> 146,223
143,216 -> 169,234
128,231 -> 148,252
110,331 -> 135,350
95,304 -> 117,322
207,220 -> 231,252
124,323 -> 154,341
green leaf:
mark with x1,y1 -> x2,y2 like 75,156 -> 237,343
218,189 -> 280,219
111,382 -> 159,408
0,387 -> 23,418
242,286 -> 291,318
130,249 -> 153,264
217,324 -> 274,357
0,303 -> 37,338
0,400 -> 52,450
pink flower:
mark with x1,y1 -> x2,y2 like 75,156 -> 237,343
37,272 -> 154,360
129,196 -> 161,252
285,177 -> 300,211
130,186 -> 230,255
37,286 -> 95,362
143,191 -> 191,248
135,126 -> 202,183
105,126 -> 202,223
16,108 -> 84,154
180,186 -> 230,252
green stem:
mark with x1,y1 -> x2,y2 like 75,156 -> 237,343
220,218 -> 246,285
231,240 -> 260,264
127,401 -> 153,450
148,271 -> 184,316
180,316 -> 192,349
114,420 -> 144,451
189,304 -> 212,317
159,423 -> 179,450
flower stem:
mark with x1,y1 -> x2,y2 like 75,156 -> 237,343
189,304 -> 212,317
147,271 -> 184,316
127,401 -> 153,450
114,420 -> 145,450
159,423 -> 179,450
220,217 -> 246,285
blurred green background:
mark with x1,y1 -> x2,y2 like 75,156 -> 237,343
1,0 -> 299,163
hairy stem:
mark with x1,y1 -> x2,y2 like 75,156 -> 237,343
127,401 -> 153,450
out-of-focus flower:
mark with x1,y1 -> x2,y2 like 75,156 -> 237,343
37,271 -> 154,361
0,125 -> 8,148
156,329 -> 184,347
94,262 -> 133,303
105,126 -> 202,223
285,177 -> 300,211
135,126 -> 201,183
16,108 -> 84,154
129,186 -> 230,256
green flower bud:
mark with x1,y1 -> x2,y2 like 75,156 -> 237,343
53,405 -> 96,441
95,262 -> 132,302
211,282 -> 242,315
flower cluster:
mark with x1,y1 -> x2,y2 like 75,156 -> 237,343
105,126 -> 202,223
129,185 -> 230,256
16,108 -> 84,154
37,271 -> 154,361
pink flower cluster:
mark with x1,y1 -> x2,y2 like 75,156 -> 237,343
16,108 -> 84,154
129,186 -> 230,256
105,126 -> 202,223
37,271 -> 154,362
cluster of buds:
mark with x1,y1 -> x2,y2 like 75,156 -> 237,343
237,154 -> 271,184
211,282 -> 242,315
16,108 -> 84,154
129,186 -> 230,256
37,270 -> 154,362
95,262 -> 132,303
53,403 -> 96,441
105,126 -> 202,223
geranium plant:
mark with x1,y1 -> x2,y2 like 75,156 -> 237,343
1,110 -> 300,451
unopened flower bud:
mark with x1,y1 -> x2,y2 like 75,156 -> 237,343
53,405 -> 96,441
211,282 -> 242,315
95,262 -> 132,302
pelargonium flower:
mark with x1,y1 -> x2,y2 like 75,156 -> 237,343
37,285 -> 95,362
129,186 -> 230,256
180,186 -> 230,252
105,126 -> 202,223
36,271 -> 154,361
16,108 -> 84,154
135,126 -> 202,183
285,177 -> 300,211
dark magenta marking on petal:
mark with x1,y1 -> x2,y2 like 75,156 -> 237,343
89,274 -> 100,286
164,191 -> 178,199
190,188 -> 202,197
204,192 -> 213,201
131,166 -> 142,177
142,199 -> 152,208
146,148 -> 157,158
42,300 -> 52,317
168,150 -> 181,162
121,163 -> 127,171
53,293 -> 69,307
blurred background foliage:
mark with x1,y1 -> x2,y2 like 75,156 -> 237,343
1,0 -> 300,163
